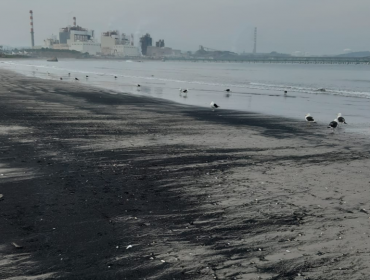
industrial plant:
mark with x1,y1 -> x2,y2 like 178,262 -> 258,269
1,10 -> 268,60
101,31 -> 139,57
24,11 -> 184,59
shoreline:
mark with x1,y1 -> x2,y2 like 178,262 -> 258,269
1,69 -> 370,280
2,60 -> 370,135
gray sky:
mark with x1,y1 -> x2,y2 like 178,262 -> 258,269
1,0 -> 370,55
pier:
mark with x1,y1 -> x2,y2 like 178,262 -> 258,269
166,56 -> 370,65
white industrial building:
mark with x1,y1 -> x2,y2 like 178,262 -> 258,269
57,18 -> 100,55
101,31 -> 140,57
69,41 -> 101,55
67,30 -> 95,46
112,45 -> 140,57
44,36 -> 59,48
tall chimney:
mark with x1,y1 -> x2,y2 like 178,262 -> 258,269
253,27 -> 257,54
73,17 -> 76,27
30,10 -> 35,48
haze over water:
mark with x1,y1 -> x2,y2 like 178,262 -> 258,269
1,59 -> 370,135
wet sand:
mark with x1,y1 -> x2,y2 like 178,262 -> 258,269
0,69 -> 370,280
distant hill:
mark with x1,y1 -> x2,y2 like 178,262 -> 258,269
337,51 -> 370,58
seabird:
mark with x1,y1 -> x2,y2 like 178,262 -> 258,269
86,75 -> 89,78
210,101 -> 219,111
75,78 -> 79,81
328,118 -> 338,132
137,84 -> 141,87
305,113 -> 316,124
60,78 -> 63,80
337,113 -> 347,124
114,76 -> 117,79
225,89 -> 231,92
68,73 -> 70,76
284,90 -> 288,94
182,89 -> 188,93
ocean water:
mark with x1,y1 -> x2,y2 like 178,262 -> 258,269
1,59 -> 370,134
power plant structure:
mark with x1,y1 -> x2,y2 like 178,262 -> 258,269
30,10 -> 35,48
58,17 -> 94,45
25,11 -> 176,58
140,33 -> 152,55
101,30 -> 140,57
156,40 -> 165,48
253,27 -> 257,54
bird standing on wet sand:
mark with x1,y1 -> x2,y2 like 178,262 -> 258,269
182,89 -> 188,93
75,78 -> 79,81
60,78 -> 63,80
137,84 -> 141,87
114,76 -> 117,79
337,113 -> 347,124
328,118 -> 338,132
210,101 -> 219,111
305,113 -> 316,124
225,89 -> 231,92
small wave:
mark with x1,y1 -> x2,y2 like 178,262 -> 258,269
2,60 -> 370,99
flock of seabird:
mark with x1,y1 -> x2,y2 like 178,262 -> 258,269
306,113 -> 347,132
59,72 -> 224,111
62,73 -> 142,87
58,73 -> 348,130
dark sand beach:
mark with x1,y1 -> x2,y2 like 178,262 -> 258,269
1,69 -> 370,280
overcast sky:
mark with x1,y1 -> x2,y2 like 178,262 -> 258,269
1,0 -> 370,55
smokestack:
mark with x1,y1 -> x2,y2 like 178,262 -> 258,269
73,17 -> 76,27
30,10 -> 35,48
253,27 -> 257,54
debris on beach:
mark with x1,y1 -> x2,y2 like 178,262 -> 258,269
360,208 -> 369,214
12,242 -> 23,249
0,194 -> 3,199
126,245 -> 133,249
